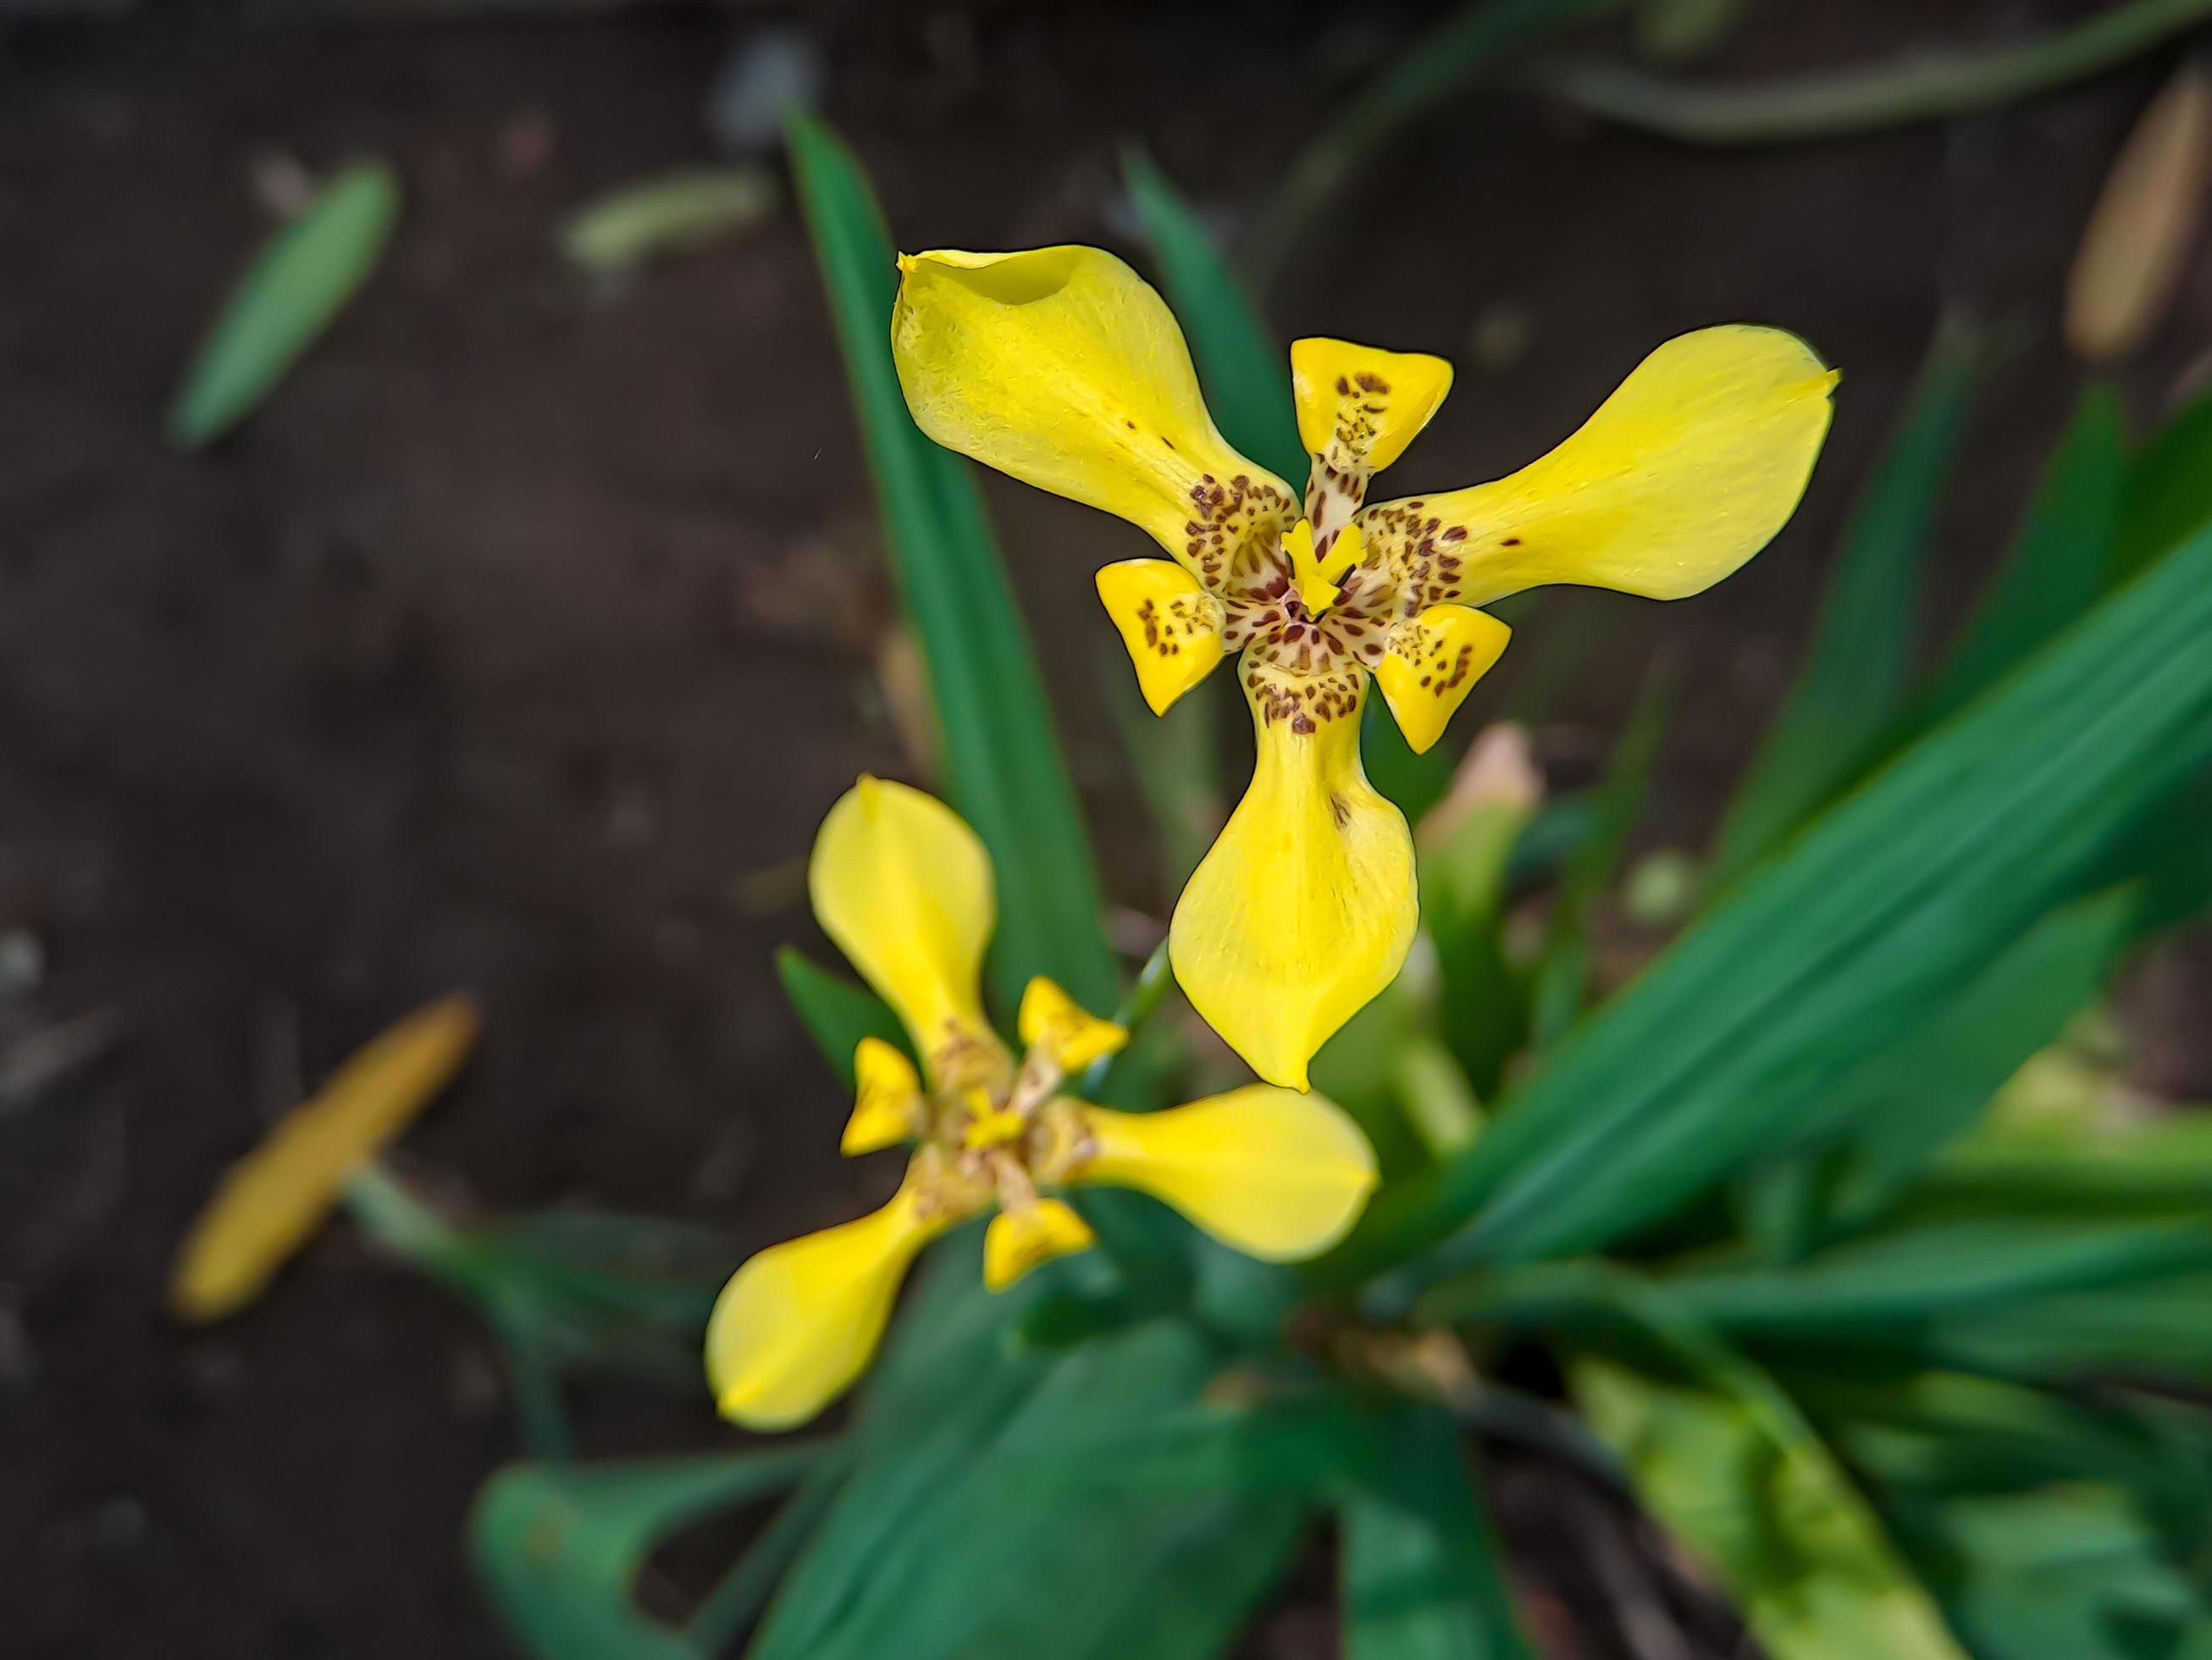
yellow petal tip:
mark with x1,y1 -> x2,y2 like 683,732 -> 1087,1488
983,1198 -> 1096,1291
1017,976 -> 1128,1072
1376,605 -> 1512,755
1291,338 -> 1454,474
1095,559 -> 1225,716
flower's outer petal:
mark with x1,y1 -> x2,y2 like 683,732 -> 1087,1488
892,248 -> 1297,585
1361,326 -> 1838,608
810,777 -> 1004,1088
1081,1086 -> 1377,1259
706,1185 -> 945,1430
982,1198 -> 1097,1291
1171,672 -> 1415,1089
1096,558 -> 1226,715
169,993 -> 481,1322
1017,977 -> 1128,1072
1375,605 -> 1513,755
1291,338 -> 1454,475
842,1036 -> 926,1156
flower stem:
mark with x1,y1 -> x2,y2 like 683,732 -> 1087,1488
1547,0 -> 2212,144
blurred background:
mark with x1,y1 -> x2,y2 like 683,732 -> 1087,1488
3,1 -> 2209,1654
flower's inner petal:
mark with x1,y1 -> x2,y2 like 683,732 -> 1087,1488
1376,604 -> 1513,755
1291,337 -> 1454,478
705,1186 -> 945,1430
1171,667 -> 1416,1089
1359,326 -> 1838,609
982,1198 -> 1096,1291
893,247 -> 1297,585
810,776 -> 1006,1087
1016,977 -> 1128,1073
843,1035 -> 926,1155
1081,1086 -> 1377,1259
1095,558 -> 1227,715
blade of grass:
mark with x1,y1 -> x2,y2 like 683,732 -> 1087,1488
774,946 -> 908,1093
1546,0 -> 2212,144
1241,0 -> 1626,288
786,113 -> 1115,1012
168,159 -> 401,449
1713,318 -> 1983,882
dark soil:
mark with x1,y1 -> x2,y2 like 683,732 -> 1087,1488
2,3 -> 2207,1656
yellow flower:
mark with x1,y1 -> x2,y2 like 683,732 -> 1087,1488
169,993 -> 483,1322
706,776 -> 1377,1430
893,246 -> 1837,1087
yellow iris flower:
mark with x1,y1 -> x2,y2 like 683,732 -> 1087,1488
891,246 -> 1838,1088
706,776 -> 1377,1430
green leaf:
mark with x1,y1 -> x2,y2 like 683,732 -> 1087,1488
1104,650 -> 1225,889
773,946 -> 907,1093
1575,1350 -> 1971,1660
1341,1405 -> 1535,1660
168,159 -> 401,449
785,113 -> 1115,1012
1529,664 -> 1673,1044
471,1447 -> 827,1660
560,165 -> 777,277
1633,0 -> 1750,63
1548,0 -> 2212,144
1241,0 -> 1626,286
1347,516 -> 2212,1293
1121,150 -> 1302,479
1715,320 -> 1983,881
2115,379 -> 2212,579
1924,385 -> 2128,722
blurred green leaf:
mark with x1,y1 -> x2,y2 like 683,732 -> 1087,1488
1716,321 -> 1983,882
168,159 -> 401,449
1242,0 -> 1625,286
1919,1114 -> 2212,1218
1925,385 -> 2128,722
561,165 -> 777,277
786,113 -> 1115,1012
1633,0 -> 1750,63
2116,379 -> 2212,579
1347,516 -> 2212,1294
471,1444 -> 827,1660
1529,665 -> 1673,1044
774,946 -> 907,1093
1341,1405 -> 1534,1660
1548,0 -> 2212,144
1575,1351 -> 1970,1660
1122,150 -> 1302,479
1104,650 -> 1225,889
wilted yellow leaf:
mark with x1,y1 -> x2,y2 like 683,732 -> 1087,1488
2066,64 -> 2212,364
169,993 -> 481,1322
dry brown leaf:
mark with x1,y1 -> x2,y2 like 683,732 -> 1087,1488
2066,62 -> 2212,364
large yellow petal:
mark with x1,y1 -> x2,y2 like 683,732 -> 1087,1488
705,1184 -> 945,1430
1291,337 -> 1454,475
1171,668 -> 1415,1089
1095,558 -> 1226,715
1360,326 -> 1838,608
1080,1086 -> 1377,1259
1374,604 -> 1513,755
169,993 -> 482,1322
810,777 -> 1004,1087
892,247 -> 1297,585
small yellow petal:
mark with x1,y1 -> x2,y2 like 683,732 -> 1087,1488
1017,975 -> 1129,1073
1374,604 -> 1513,755
892,247 -> 1297,585
810,777 -> 1005,1087
842,1036 -> 926,1156
706,1184 -> 945,1430
1361,325 -> 1837,607
1081,1086 -> 1376,1260
1095,558 -> 1226,715
982,1198 -> 1097,1291
1171,673 -> 1415,1089
169,993 -> 482,1323
1291,337 -> 1454,475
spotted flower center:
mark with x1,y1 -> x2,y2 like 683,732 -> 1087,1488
905,1032 -> 1094,1230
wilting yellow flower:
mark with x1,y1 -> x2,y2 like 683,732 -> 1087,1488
893,246 -> 1836,1088
169,993 -> 482,1322
706,776 -> 1376,1430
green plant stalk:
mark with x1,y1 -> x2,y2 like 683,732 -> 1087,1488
1549,0 -> 2212,144
688,1446 -> 857,1655
1242,0 -> 1626,287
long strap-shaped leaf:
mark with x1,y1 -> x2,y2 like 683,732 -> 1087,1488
1347,512 -> 2212,1295
786,113 -> 1116,1013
